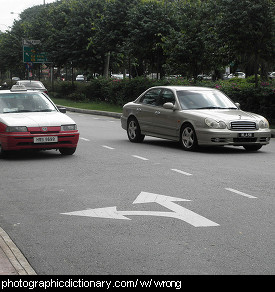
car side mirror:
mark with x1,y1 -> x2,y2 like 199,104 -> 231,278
163,102 -> 175,110
58,107 -> 67,113
235,102 -> 240,109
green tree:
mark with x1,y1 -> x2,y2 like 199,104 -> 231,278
126,0 -> 175,78
162,0 -> 217,79
217,0 -> 275,85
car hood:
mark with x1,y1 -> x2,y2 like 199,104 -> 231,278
0,112 -> 75,127
183,109 -> 264,122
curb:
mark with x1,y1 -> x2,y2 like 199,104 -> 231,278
0,227 -> 37,275
60,105 -> 275,138
60,105 -> 122,119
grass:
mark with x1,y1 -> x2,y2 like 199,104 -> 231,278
51,97 -> 123,113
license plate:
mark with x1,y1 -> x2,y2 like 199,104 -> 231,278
34,136 -> 58,143
238,133 -> 254,138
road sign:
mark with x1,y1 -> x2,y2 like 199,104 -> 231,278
23,39 -> 48,63
23,39 -> 41,46
61,191 -> 220,227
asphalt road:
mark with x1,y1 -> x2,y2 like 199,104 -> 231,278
0,111 -> 274,275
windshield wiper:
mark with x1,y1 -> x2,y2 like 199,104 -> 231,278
33,109 -> 54,112
197,106 -> 225,109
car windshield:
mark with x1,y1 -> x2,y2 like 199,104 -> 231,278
0,92 -> 56,113
176,90 -> 237,110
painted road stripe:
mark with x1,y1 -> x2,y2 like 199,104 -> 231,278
171,169 -> 192,176
102,145 -> 115,150
225,188 -> 257,199
132,155 -> 149,161
80,137 -> 90,141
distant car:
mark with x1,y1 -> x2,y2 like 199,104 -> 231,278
76,75 -> 85,81
268,72 -> 275,79
111,74 -> 129,79
16,80 -> 48,94
0,85 -> 79,156
228,72 -> 246,79
121,86 -> 271,151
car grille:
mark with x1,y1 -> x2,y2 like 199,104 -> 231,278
29,131 -> 59,134
230,121 -> 256,131
233,138 -> 257,142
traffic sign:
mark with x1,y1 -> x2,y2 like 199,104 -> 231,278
23,39 -> 49,63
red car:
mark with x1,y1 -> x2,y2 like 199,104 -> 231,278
0,85 -> 79,156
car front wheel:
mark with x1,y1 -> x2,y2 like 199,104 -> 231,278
127,117 -> 145,143
180,124 -> 198,151
243,145 -> 262,151
59,147 -> 76,155
0,144 -> 7,158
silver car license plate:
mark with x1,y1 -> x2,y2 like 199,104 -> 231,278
34,136 -> 58,143
238,133 -> 254,138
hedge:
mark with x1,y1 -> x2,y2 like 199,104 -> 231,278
46,77 -> 275,124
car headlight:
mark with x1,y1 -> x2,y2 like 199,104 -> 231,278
259,118 -> 269,129
61,124 -> 77,131
205,118 -> 226,129
6,126 -> 28,132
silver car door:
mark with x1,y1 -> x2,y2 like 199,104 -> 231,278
152,89 -> 179,139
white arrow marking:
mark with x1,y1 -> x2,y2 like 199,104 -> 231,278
61,192 -> 219,227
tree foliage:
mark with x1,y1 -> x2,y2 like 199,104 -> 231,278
0,0 -> 274,82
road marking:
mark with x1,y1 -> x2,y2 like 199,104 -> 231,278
132,155 -> 149,161
102,145 -> 115,150
171,169 -> 192,176
225,188 -> 257,199
80,137 -> 90,141
61,191 -> 219,227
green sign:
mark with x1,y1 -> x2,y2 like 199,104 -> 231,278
23,47 -> 48,63
23,39 -> 49,63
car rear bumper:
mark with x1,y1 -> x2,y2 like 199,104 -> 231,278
0,131 -> 79,151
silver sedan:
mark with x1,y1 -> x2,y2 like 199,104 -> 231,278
121,86 -> 271,151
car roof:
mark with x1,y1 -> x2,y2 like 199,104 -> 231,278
149,86 -> 217,91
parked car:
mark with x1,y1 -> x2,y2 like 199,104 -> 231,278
16,80 -> 48,94
228,72 -> 246,79
268,72 -> 275,79
121,86 -> 271,151
76,75 -> 85,81
0,85 -> 79,156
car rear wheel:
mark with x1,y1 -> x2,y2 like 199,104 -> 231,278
127,117 -> 145,143
59,147 -> 76,155
243,145 -> 262,151
180,124 -> 198,151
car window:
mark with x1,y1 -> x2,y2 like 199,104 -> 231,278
157,89 -> 175,106
0,92 -> 56,113
176,90 -> 237,110
139,88 -> 162,105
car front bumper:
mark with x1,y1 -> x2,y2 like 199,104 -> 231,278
0,131 -> 79,151
196,128 -> 271,146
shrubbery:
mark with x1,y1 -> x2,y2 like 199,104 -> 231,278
46,77 -> 275,124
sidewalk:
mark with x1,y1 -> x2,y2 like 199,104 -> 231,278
0,227 -> 36,275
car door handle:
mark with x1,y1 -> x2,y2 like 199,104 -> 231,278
136,108 -> 142,111
155,111 -> 160,115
